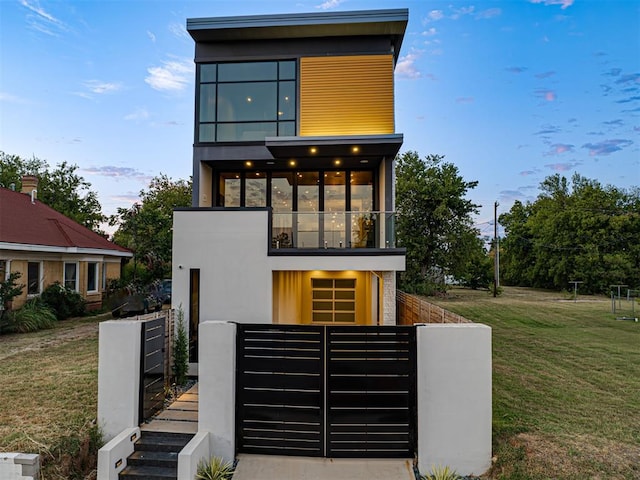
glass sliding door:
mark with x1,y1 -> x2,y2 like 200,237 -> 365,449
272,172 -> 294,247
323,171 -> 346,248
350,171 -> 375,248
296,171 -> 319,248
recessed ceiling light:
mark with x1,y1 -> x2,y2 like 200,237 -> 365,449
267,161 -> 275,165
334,159 -> 342,166
245,161 -> 252,167
290,160 -> 297,166
360,159 -> 369,164
352,146 -> 360,153
310,147 -> 317,154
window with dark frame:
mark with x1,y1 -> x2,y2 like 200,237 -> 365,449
27,262 -> 40,295
64,263 -> 77,290
311,278 -> 356,323
197,60 -> 296,143
87,262 -> 98,292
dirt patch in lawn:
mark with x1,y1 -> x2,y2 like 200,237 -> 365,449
512,433 -> 640,480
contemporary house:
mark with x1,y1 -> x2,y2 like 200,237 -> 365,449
0,177 -> 132,310
97,10 -> 492,479
172,8 -> 408,365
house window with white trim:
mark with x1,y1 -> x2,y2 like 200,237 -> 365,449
0,260 -> 6,281
27,262 -> 41,295
64,263 -> 78,290
87,262 -> 98,293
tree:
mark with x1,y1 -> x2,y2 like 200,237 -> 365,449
0,151 -> 105,232
110,174 -> 192,282
499,173 -> 640,294
395,151 -> 483,294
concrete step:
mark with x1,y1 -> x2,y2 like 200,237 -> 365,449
141,420 -> 198,434
119,464 -> 177,479
133,431 -> 193,453
127,450 -> 179,468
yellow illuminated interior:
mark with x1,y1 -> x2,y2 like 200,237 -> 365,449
299,54 -> 395,136
272,271 -> 375,325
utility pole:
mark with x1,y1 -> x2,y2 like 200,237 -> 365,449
493,201 -> 499,298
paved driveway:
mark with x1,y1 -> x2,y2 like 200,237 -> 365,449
232,454 -> 416,480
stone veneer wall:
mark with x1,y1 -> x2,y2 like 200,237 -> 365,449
382,271 -> 396,325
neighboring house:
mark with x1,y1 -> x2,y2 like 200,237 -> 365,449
0,177 -> 132,310
173,9 -> 408,363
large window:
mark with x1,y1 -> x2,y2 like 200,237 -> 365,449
27,262 -> 41,295
198,60 -> 296,143
64,263 -> 78,290
87,262 -> 98,292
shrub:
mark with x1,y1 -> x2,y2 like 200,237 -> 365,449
0,271 -> 24,317
421,465 -> 461,480
172,306 -> 189,386
40,282 -> 86,320
196,456 -> 234,480
1,297 -> 57,333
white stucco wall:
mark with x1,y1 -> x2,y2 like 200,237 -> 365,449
198,321 -> 236,463
416,323 -> 492,476
97,321 -> 141,442
172,209 -> 404,329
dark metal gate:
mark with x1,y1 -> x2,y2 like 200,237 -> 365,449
139,316 -> 166,423
236,324 -> 416,458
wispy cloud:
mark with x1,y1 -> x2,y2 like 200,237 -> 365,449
450,6 -> 475,20
110,193 -> 142,205
124,108 -> 150,121
145,57 -> 193,92
535,125 -> 561,135
520,169 -> 540,176
395,53 -> 421,79
169,22 -> 189,40
535,71 -> 556,79
316,0 -> 343,9
545,143 -> 574,156
544,161 -> 581,172
82,166 -> 152,183
476,8 -> 502,20
615,73 -> 640,85
535,89 -> 557,101
147,31 -> 156,43
603,67 -> 622,77
582,139 -> 633,156
425,10 -> 444,22
616,96 -> 640,104
456,97 -> 474,104
83,80 -> 123,95
506,67 -> 528,74
20,0 -> 68,36
0,92 -> 30,104
423,27 -> 437,37
603,119 -> 624,126
530,0 -> 575,9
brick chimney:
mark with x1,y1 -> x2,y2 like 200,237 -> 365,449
21,175 -> 39,199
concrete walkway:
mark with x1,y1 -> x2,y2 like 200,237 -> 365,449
232,454 -> 416,480
140,383 -> 198,434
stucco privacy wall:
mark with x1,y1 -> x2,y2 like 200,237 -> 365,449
97,320 -> 141,442
172,209 -> 404,326
417,323 -> 492,476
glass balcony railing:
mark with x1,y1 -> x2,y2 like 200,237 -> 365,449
271,211 -> 397,250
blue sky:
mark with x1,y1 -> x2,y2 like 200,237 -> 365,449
1,0 -> 638,236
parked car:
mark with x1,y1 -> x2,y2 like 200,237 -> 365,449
109,283 -> 163,317
160,279 -> 172,304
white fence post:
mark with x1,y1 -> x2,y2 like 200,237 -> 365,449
97,320 -> 142,442
416,324 -> 492,476
198,321 -> 237,463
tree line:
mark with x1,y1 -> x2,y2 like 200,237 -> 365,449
3,150 -> 637,295
499,173 -> 639,294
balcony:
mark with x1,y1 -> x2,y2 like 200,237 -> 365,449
270,211 -> 398,252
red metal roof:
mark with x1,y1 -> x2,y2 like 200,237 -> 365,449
0,188 -> 131,255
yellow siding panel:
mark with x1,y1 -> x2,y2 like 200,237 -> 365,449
300,55 -> 394,136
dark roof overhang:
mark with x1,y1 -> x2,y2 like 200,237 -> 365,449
187,9 -> 408,64
265,134 -> 403,161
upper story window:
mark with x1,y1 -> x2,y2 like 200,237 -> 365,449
198,60 -> 296,143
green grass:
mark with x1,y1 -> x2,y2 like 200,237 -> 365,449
0,317 -> 101,479
428,287 -> 640,480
